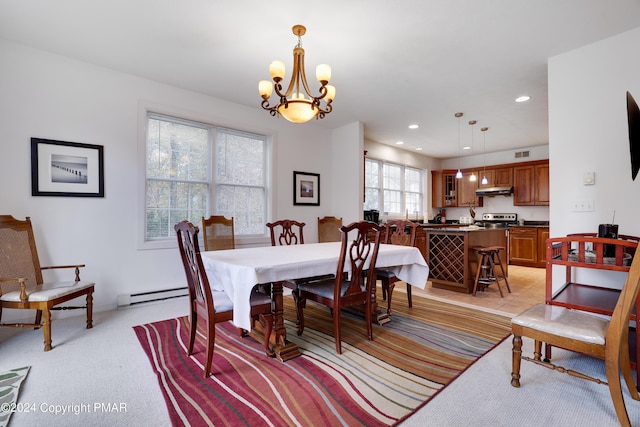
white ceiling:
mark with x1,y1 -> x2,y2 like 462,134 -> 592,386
1,0 -> 640,159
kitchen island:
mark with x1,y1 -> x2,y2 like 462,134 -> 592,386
417,226 -> 509,293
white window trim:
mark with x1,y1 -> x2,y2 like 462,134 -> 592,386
136,101 -> 275,250
364,157 -> 425,220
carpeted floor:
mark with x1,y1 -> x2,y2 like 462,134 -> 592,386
134,296 -> 512,426
0,366 -> 30,427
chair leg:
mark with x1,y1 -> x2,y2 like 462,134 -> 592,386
493,251 -> 511,293
86,291 -> 94,329
42,309 -> 52,352
295,295 -> 306,336
260,313 -> 275,357
204,320 -> 216,378
188,312 -> 197,355
406,283 -> 412,308
620,332 -> 640,400
34,309 -> 42,329
605,350 -> 632,427
381,279 -> 387,301
386,279 -> 395,315
334,304 -> 342,354
510,334 -> 522,387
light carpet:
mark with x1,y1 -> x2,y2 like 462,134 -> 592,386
0,366 -> 30,427
134,296 -> 512,426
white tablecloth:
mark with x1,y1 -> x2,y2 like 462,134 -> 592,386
200,242 -> 429,330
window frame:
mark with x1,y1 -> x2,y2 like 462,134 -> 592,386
364,157 -> 425,218
137,103 -> 273,250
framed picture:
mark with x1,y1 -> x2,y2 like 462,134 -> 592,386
31,138 -> 105,197
293,171 -> 320,206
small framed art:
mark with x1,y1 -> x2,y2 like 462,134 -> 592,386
293,171 -> 320,206
31,138 -> 105,197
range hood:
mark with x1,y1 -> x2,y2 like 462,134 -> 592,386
475,186 -> 513,197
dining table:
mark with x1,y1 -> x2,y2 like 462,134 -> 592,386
200,241 -> 429,361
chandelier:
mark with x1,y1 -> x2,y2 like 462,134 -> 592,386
258,25 -> 335,124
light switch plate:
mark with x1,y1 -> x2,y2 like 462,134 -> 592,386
583,172 -> 595,185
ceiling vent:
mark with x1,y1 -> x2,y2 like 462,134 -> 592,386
514,150 -> 530,158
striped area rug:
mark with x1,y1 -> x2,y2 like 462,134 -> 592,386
134,295 -> 511,426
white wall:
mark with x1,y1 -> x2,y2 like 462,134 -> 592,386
0,40 -> 352,316
548,26 -> 640,291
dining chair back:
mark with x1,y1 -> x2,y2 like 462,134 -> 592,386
0,215 -> 94,351
510,246 -> 640,427
295,221 -> 384,354
266,219 -> 305,246
202,215 -> 235,251
175,220 -> 273,377
318,216 -> 343,243
376,220 -> 419,314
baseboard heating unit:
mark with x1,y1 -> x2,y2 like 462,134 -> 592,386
117,286 -> 188,307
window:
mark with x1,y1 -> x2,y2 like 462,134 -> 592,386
364,158 -> 424,216
214,128 -> 267,236
144,113 -> 268,244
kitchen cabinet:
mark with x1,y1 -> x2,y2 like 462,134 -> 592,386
431,170 -> 457,207
478,167 -> 513,188
513,161 -> 549,206
509,226 -> 549,268
457,171 -> 483,207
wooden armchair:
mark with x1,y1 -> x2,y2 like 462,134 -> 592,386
0,215 -> 94,351
202,215 -> 235,251
175,220 -> 273,377
295,221 -> 384,354
511,245 -> 640,426
376,220 -> 419,314
318,216 -> 342,242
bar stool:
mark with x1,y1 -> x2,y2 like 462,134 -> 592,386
472,246 -> 511,297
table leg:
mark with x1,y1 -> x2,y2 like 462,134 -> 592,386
270,281 -> 300,361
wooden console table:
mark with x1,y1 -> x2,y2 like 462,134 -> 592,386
545,236 -> 639,372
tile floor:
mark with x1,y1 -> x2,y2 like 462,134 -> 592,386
402,265 -> 546,317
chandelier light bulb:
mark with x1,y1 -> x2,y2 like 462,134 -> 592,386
456,169 -> 463,179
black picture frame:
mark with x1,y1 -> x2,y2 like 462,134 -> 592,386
293,171 -> 320,206
31,138 -> 105,197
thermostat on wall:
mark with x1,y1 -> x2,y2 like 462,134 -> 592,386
583,172 -> 595,185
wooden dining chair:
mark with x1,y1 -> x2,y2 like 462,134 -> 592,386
295,221 -> 384,354
318,216 -> 343,243
174,220 -> 273,377
376,220 -> 419,314
266,219 -> 333,298
510,248 -> 640,427
266,219 -> 305,246
0,215 -> 95,352
202,215 -> 235,251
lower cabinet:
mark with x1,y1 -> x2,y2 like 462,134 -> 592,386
509,227 -> 549,268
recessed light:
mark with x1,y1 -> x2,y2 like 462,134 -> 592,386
515,95 -> 531,103
396,141 -> 404,145
463,146 -> 471,150
408,124 -> 419,129
415,147 -> 423,151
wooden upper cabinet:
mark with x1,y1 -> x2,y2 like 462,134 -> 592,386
494,167 -> 513,187
478,167 -> 513,188
534,163 -> 549,205
513,161 -> 549,206
458,172 -> 483,207
431,170 -> 443,208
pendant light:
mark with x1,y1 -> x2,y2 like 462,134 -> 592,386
480,127 -> 489,185
455,112 -> 463,179
468,120 -> 477,182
